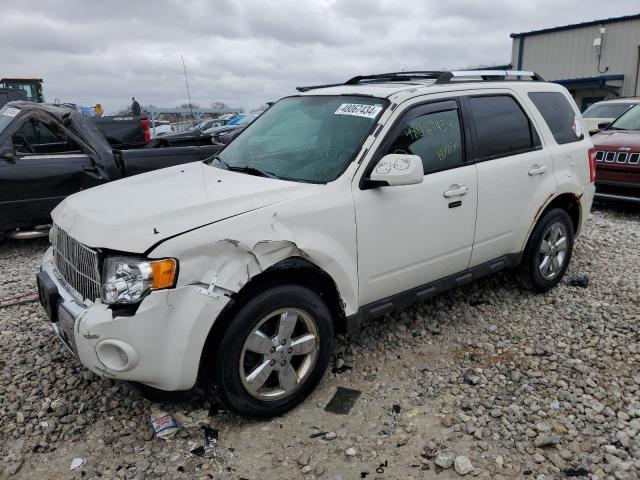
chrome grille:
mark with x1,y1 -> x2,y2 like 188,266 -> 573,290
596,150 -> 639,165
51,224 -> 101,302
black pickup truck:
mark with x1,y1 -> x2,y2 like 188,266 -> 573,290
0,102 -> 222,236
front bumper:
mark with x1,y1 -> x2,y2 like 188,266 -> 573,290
37,248 -> 231,391
595,180 -> 640,204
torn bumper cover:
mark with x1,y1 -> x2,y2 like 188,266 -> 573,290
37,248 -> 230,391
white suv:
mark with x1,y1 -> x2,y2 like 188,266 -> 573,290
36,70 -> 596,417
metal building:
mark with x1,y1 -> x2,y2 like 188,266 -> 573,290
511,13 -> 640,111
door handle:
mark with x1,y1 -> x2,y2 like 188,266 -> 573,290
528,164 -> 547,176
443,185 -> 469,198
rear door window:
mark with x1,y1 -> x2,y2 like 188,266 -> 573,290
528,92 -> 584,144
468,95 -> 539,160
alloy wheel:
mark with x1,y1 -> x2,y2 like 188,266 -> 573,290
239,308 -> 319,401
538,221 -> 568,280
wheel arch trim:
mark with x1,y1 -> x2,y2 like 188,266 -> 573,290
521,190 -> 582,252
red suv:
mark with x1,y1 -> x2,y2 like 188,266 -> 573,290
591,105 -> 640,203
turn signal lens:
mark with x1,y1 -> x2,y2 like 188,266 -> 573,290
150,258 -> 177,289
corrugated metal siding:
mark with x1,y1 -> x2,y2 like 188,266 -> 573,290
511,38 -> 521,68
510,19 -> 640,96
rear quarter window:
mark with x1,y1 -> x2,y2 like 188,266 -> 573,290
528,92 -> 584,145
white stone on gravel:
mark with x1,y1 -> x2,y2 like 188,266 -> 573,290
435,452 -> 455,469
454,455 -> 473,475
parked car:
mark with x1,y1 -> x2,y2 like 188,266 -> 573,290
582,98 -> 640,134
203,113 -> 259,144
591,104 -> 640,203
149,120 -> 173,138
0,102 -> 222,236
145,132 -> 222,148
188,119 -> 220,132
227,114 -> 246,125
185,114 -> 238,134
150,113 -> 260,148
36,70 -> 594,417
159,117 -> 229,142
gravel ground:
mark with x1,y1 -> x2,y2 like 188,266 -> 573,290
1,203 -> 639,480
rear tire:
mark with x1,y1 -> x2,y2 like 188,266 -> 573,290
213,285 -> 333,418
517,208 -> 574,293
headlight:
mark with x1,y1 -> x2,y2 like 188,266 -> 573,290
101,256 -> 177,305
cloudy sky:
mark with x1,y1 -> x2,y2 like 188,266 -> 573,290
1,0 -> 638,113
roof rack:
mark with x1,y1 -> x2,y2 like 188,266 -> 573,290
436,70 -> 544,83
345,71 -> 445,85
296,70 -> 544,92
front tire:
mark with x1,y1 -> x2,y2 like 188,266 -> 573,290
213,285 -> 333,418
517,208 -> 575,293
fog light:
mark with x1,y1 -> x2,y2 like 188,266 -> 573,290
96,339 -> 139,372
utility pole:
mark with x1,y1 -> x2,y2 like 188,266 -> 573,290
180,54 -> 196,126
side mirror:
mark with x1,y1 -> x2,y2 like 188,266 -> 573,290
0,142 -> 15,163
598,121 -> 611,130
368,154 -> 424,187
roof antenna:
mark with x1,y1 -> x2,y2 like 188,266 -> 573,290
180,54 -> 196,127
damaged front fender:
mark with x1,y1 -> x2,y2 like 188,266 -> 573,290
202,239 -> 306,292
148,186 -> 359,317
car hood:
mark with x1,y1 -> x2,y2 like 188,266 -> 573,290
591,130 -> 640,150
52,162 -> 321,253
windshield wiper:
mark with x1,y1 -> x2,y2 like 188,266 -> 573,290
227,165 -> 278,179
206,155 -> 229,168
207,156 -> 277,178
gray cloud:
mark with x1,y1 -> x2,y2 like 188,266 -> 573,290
0,0 -> 638,113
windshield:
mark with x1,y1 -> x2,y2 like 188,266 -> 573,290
2,82 -> 35,101
216,95 -> 385,182
609,105 -> 640,130
583,103 -> 635,119
0,105 -> 20,136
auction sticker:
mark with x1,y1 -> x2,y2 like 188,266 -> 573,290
2,107 -> 20,117
335,103 -> 383,118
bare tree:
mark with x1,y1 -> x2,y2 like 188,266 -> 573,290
114,106 -> 131,116
177,102 -> 200,110
210,101 -> 229,111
